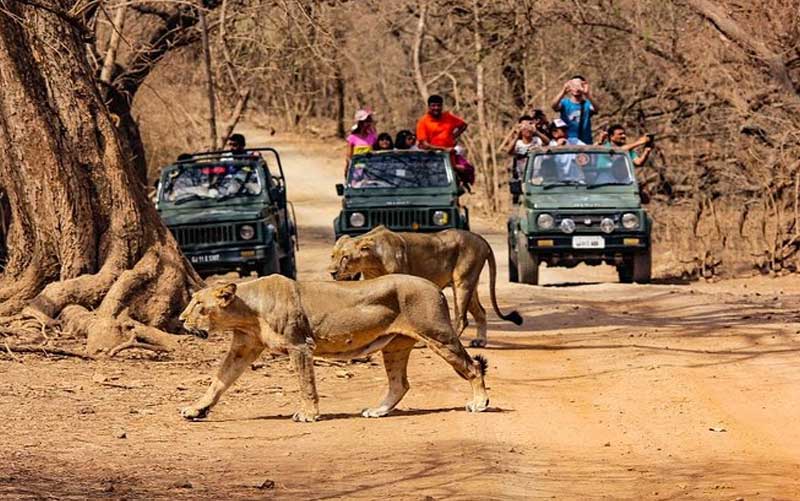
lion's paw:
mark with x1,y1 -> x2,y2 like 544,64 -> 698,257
180,406 -> 208,420
292,411 -> 319,423
466,398 -> 489,413
361,407 -> 391,418
469,338 -> 487,348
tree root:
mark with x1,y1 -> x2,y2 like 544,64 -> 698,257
60,305 -> 177,358
108,336 -> 172,358
1,343 -> 93,360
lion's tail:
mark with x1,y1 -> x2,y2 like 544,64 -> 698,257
486,241 -> 523,326
474,354 -> 489,376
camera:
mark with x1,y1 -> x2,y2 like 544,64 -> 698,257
645,133 -> 655,148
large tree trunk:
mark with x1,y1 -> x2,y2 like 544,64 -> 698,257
0,1 -> 202,356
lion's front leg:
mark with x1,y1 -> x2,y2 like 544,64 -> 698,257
181,332 -> 264,420
289,345 -> 320,422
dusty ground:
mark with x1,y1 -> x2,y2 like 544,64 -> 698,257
2,133 -> 800,500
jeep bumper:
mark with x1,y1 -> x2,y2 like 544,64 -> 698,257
523,233 -> 650,265
183,244 -> 274,272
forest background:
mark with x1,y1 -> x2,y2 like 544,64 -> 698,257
34,0 -> 800,279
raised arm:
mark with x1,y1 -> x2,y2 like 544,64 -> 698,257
551,82 -> 568,112
633,147 -> 653,167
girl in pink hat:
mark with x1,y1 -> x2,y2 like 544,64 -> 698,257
345,109 -> 377,174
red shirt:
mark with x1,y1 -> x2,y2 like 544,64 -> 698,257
416,111 -> 466,149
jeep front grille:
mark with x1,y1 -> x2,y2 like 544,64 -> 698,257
369,209 -> 430,228
171,224 -> 237,246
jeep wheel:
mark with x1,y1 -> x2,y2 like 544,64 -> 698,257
257,247 -> 281,277
280,253 -> 297,280
617,261 -> 634,284
516,233 -> 539,285
632,249 -> 652,284
508,247 -> 519,283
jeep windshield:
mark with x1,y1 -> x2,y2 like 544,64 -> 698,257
527,150 -> 634,189
347,152 -> 451,189
161,163 -> 262,204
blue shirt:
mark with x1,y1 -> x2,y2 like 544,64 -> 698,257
559,98 -> 594,144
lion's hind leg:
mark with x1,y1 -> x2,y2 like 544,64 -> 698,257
414,325 -> 490,413
467,292 -> 488,348
362,336 -> 417,418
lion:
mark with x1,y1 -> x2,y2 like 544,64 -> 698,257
178,274 -> 489,422
329,226 -> 522,347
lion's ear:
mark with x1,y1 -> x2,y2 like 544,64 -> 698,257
334,234 -> 351,247
357,238 -> 374,253
214,283 -> 237,308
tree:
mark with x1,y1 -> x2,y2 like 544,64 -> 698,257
0,0 -> 201,356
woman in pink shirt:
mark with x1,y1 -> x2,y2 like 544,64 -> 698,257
345,109 -> 377,174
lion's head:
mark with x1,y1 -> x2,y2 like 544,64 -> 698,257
179,283 -> 239,333
328,234 -> 385,280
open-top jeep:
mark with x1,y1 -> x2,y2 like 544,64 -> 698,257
333,150 -> 469,239
507,146 -> 652,285
156,148 -> 297,278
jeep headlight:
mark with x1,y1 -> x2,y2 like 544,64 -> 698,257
600,218 -> 615,234
622,212 -> 640,230
537,213 -> 554,230
349,212 -> 366,228
239,224 -> 255,240
560,218 -> 576,234
432,210 -> 449,226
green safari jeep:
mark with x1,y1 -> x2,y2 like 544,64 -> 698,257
507,146 -> 652,285
155,148 -> 297,278
333,150 -> 469,239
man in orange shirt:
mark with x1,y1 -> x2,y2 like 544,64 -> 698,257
416,95 -> 468,150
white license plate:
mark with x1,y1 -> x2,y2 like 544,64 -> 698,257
572,236 -> 605,249
190,254 -> 221,264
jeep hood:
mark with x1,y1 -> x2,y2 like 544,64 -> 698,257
529,192 -> 641,210
158,207 -> 263,226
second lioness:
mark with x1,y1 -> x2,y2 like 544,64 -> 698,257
329,226 -> 522,347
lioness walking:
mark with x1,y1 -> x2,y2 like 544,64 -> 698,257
329,226 -> 523,347
179,274 -> 489,422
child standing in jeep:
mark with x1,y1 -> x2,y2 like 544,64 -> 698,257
551,76 -> 597,144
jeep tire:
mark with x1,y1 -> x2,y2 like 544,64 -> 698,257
617,261 -> 634,284
632,248 -> 652,284
516,233 -> 539,285
257,246 -> 281,277
508,242 -> 519,283
280,253 -> 297,279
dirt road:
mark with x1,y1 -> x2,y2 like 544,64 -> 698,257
2,134 -> 800,500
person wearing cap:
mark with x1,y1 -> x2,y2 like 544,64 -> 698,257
415,95 -> 467,151
551,75 -> 597,144
345,109 -> 377,172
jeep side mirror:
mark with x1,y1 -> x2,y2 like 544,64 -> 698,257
335,183 -> 344,196
509,180 -> 522,196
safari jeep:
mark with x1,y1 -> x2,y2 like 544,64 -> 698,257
333,150 -> 469,239
507,146 -> 652,285
155,148 -> 297,278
